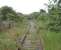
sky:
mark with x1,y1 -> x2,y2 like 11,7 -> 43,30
0,0 -> 48,14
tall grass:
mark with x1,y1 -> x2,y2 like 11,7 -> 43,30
0,32 -> 16,50
0,18 -> 28,50
39,30 -> 61,50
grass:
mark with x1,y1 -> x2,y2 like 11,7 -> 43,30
0,32 -> 16,50
0,19 -> 28,50
37,20 -> 61,50
0,18 -> 61,50
39,30 -> 61,50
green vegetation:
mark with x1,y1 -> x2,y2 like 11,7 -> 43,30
0,6 -> 28,50
0,32 -> 16,50
36,0 -> 61,50
0,0 -> 61,50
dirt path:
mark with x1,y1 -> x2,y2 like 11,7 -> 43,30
17,20 -> 43,50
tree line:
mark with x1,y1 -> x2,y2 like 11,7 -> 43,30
0,6 -> 24,31
0,0 -> 61,32
30,0 -> 61,32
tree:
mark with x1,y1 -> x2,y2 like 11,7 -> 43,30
0,6 -> 21,29
47,0 -> 61,32
0,6 -> 18,21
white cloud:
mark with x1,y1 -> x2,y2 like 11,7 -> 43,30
0,0 -> 48,14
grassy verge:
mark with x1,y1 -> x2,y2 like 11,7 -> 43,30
0,19 -> 28,50
0,32 -> 16,50
39,30 -> 61,50
37,19 -> 61,50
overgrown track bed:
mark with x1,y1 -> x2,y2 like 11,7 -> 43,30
17,20 -> 43,50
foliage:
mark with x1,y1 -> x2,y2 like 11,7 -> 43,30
47,0 -> 61,32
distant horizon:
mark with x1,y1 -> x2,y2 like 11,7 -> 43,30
0,0 -> 48,14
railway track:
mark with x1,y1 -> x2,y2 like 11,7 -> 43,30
17,20 -> 43,50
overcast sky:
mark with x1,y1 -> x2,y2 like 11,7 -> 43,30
0,0 -> 48,14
